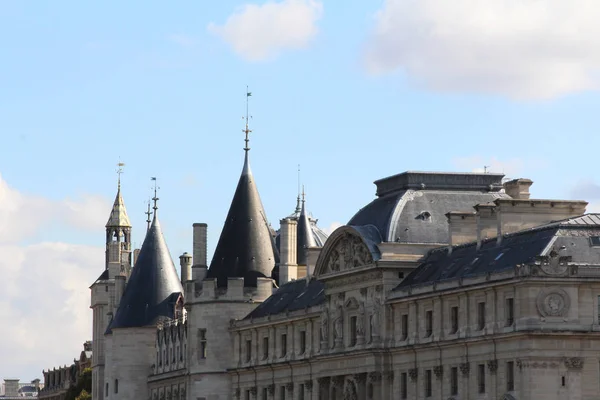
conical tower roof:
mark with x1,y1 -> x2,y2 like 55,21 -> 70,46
296,193 -> 316,265
207,151 -> 277,287
108,213 -> 183,330
106,186 -> 131,228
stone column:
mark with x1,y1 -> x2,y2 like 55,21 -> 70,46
408,301 -> 417,344
368,372 -> 382,400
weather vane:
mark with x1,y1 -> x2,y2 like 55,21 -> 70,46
117,161 -> 125,189
243,86 -> 252,152
484,165 -> 490,174
151,177 -> 159,212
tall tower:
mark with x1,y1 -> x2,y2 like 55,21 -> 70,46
90,164 -> 132,400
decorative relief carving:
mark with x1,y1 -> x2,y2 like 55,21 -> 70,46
459,363 -> 470,376
565,357 -> 584,370
326,271 -> 383,288
249,387 -> 257,396
515,359 -> 560,369
537,288 -> 570,318
371,292 -> 383,339
368,371 -> 382,382
385,371 -> 394,381
357,300 -> 366,338
180,387 -> 185,399
408,368 -> 418,381
325,234 -> 374,274
487,360 -> 498,373
320,307 -> 329,343
353,373 -> 367,384
343,380 -> 358,400
286,383 -> 294,392
333,298 -> 344,346
536,250 -> 572,276
317,377 -> 329,387
328,250 -> 341,272
304,380 -> 313,391
332,376 -> 345,388
267,384 -> 275,395
433,365 -> 443,379
233,388 -> 240,399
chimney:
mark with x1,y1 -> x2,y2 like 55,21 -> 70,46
179,252 -> 192,284
504,178 -> 533,199
474,203 -> 497,250
192,223 -> 208,282
446,211 -> 477,250
4,379 -> 19,397
279,218 -> 298,285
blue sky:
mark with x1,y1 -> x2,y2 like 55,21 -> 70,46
1,0 -> 600,383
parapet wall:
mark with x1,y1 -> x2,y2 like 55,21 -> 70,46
194,277 -> 273,303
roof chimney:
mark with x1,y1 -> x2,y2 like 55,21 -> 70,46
504,178 -> 533,199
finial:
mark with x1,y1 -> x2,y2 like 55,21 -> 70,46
144,199 -> 152,231
484,165 -> 490,174
117,161 -> 125,190
302,184 -> 306,203
295,164 -> 302,213
151,177 -> 159,213
243,86 -> 252,152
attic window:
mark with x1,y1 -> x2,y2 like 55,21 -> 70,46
591,236 -> 600,247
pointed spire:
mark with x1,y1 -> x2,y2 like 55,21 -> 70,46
296,186 -> 316,265
108,211 -> 183,330
106,162 -> 131,228
151,177 -> 159,215
207,89 -> 277,287
145,199 -> 152,232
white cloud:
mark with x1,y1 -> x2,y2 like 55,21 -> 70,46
208,0 -> 323,61
365,0 -> 600,100
0,173 -> 106,380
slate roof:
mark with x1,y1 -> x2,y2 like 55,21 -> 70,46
106,187 -> 131,228
296,197 -> 317,265
348,171 -> 510,244
107,213 -> 183,331
244,278 -> 325,320
206,151 -> 278,287
395,214 -> 600,290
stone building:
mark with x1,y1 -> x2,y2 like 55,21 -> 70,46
1,379 -> 42,398
91,125 -> 600,400
38,342 -> 91,400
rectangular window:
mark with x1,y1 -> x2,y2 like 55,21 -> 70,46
281,333 -> 287,357
506,361 -> 515,391
199,329 -> 207,359
299,330 -> 306,354
350,316 -> 357,346
114,379 -> 118,394
262,337 -> 269,360
245,390 -> 251,400
280,386 -> 286,400
597,295 -> 600,323
401,314 -> 408,340
262,387 -> 268,400
450,367 -> 458,395
478,364 -> 485,394
590,236 -> 600,246
245,340 -> 252,362
506,298 -> 514,326
478,302 -> 486,331
425,369 -> 432,397
400,372 -> 407,399
299,384 -> 305,400
425,310 -> 433,337
450,306 -> 459,334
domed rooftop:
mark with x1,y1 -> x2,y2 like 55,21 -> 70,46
348,171 -> 510,244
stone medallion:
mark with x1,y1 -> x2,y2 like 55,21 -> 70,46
537,288 -> 570,317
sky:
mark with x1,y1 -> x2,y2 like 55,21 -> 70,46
1,0 -> 600,383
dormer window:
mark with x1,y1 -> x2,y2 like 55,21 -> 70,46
590,236 -> 600,247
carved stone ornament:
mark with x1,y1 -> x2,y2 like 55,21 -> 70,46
343,380 -> 358,400
327,270 -> 383,288
286,383 -> 294,392
487,360 -> 498,373
368,371 -> 382,382
249,387 -> 257,396
459,363 -> 470,376
433,365 -> 443,379
267,384 -> 275,395
537,288 -> 570,318
180,387 -> 186,399
172,388 -> 179,400
353,373 -> 367,384
536,251 -> 572,276
385,371 -> 394,381
304,380 -> 313,391
565,357 -> 584,370
159,393 -> 165,400
326,233 -> 373,274
317,377 -> 330,387
332,376 -> 345,388
408,368 -> 418,381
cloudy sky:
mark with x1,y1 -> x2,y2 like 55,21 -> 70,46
1,0 -> 600,382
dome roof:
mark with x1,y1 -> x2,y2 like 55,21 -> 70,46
349,171 -> 510,244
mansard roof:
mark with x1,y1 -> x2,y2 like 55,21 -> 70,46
108,214 -> 183,331
395,214 -> 600,290
206,152 -> 278,287
348,171 -> 510,244
106,187 -> 131,228
244,278 -> 324,320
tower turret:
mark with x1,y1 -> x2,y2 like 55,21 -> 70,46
105,163 -> 132,277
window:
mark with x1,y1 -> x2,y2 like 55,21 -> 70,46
506,361 -> 514,391
114,379 -> 118,394
280,386 -> 286,400
597,295 -> 600,323
105,382 -> 108,395
281,334 -> 287,357
477,302 -> 486,331
262,337 -> 269,360
590,236 -> 600,246
245,340 -> 252,362
199,329 -> 207,359
400,372 -> 407,399
105,285 -> 108,292
425,369 -> 432,397
425,310 -> 433,337
165,349 -> 168,365
401,314 -> 408,340
450,306 -> 459,334
505,298 -> 515,326
350,316 -> 357,346
299,330 -> 306,354
450,367 -> 458,395
299,384 -> 305,400
245,389 -> 251,400
398,271 -> 405,279
477,364 -> 485,394
262,387 -> 268,400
